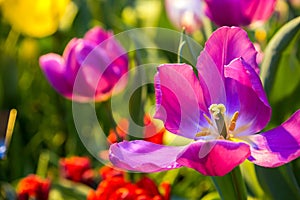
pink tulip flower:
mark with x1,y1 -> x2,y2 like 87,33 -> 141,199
39,27 -> 128,102
109,27 -> 300,176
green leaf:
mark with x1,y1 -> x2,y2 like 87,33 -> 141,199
257,17 -> 300,200
260,16 -> 300,96
177,29 -> 186,63
211,167 -> 247,200
49,179 -> 91,200
150,168 -> 214,199
0,182 -> 16,200
202,192 -> 221,200
240,160 -> 264,198
269,46 -> 300,102
255,165 -> 300,200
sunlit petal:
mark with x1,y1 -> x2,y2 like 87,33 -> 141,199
246,110 -> 300,167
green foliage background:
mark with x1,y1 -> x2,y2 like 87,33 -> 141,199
0,0 -> 299,199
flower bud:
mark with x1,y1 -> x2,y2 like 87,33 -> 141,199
39,27 -> 128,102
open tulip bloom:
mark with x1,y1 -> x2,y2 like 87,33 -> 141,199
109,26 -> 300,176
39,27 -> 128,102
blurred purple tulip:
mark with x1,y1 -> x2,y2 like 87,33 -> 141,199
204,0 -> 277,26
165,0 -> 203,33
109,27 -> 300,176
39,27 -> 128,102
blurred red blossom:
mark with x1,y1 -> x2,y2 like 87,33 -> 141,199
17,174 -> 50,200
100,115 -> 166,161
59,156 -> 95,186
88,166 -> 170,200
107,118 -> 129,144
144,114 -> 165,145
99,165 -> 125,180
108,115 -> 165,145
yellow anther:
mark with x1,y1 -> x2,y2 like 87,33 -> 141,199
228,122 -> 236,132
195,128 -> 210,137
231,111 -> 239,122
203,113 -> 213,125
196,132 -> 209,137
228,111 -> 239,132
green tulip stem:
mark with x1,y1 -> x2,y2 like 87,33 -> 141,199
211,166 -> 247,200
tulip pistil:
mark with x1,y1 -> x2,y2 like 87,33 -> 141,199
196,105 -> 240,140
209,104 -> 227,138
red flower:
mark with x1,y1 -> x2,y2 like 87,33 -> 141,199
100,116 -> 165,161
17,174 -> 50,200
108,119 -> 129,144
59,156 -> 94,185
144,114 -> 165,145
87,167 -> 170,200
108,115 -> 166,145
99,166 -> 125,180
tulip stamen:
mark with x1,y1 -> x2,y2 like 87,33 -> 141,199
203,113 -> 213,125
228,111 -> 239,132
195,128 -> 210,137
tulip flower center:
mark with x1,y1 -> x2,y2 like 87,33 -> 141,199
196,104 -> 239,140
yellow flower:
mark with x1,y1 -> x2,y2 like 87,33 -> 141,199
1,0 -> 71,38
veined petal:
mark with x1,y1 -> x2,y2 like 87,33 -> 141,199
197,50 -> 226,105
224,58 -> 271,135
243,0 -> 276,23
246,110 -> 300,167
39,53 -> 72,98
63,38 -> 79,61
204,0 -> 276,26
72,43 -> 112,100
154,64 -> 207,139
204,0 -> 249,26
177,140 -> 250,176
84,26 -> 112,45
198,26 -> 259,74
63,38 -> 81,86
109,140 -> 184,173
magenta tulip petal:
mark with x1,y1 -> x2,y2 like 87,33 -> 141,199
62,38 -> 79,61
63,39 -> 84,88
197,50 -> 226,105
84,26 -> 112,45
39,53 -> 72,98
243,0 -> 276,22
246,110 -> 300,167
109,140 -> 184,172
154,64 -> 208,139
204,0 -> 249,26
177,140 -> 250,176
199,26 -> 259,74
39,26 -> 128,102
108,26 -> 300,176
72,47 -> 116,100
224,58 -> 271,135
204,0 -> 276,26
